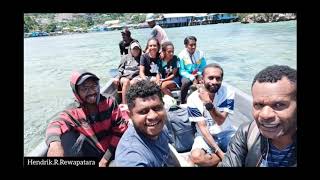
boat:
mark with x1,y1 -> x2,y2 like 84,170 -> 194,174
26,71 -> 254,166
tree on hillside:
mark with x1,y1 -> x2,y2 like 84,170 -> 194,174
44,23 -> 58,32
236,13 -> 252,20
86,16 -> 94,27
130,14 -> 147,23
264,13 -> 273,22
24,16 -> 39,32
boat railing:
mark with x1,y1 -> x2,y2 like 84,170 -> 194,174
220,82 -> 254,129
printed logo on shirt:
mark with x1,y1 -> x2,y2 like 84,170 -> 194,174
187,107 -> 202,117
150,62 -> 159,73
165,66 -> 173,76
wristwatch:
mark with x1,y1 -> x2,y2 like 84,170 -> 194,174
204,102 -> 215,111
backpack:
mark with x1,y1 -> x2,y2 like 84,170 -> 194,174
165,106 -> 196,153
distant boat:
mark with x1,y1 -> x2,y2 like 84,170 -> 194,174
28,31 -> 49,37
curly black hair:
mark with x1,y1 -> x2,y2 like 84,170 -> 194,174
126,80 -> 163,110
252,65 -> 296,88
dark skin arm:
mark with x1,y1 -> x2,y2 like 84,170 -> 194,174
208,109 -> 228,126
139,65 -> 147,80
197,120 -> 224,160
155,73 -> 161,85
198,87 -> 229,125
119,42 -> 124,55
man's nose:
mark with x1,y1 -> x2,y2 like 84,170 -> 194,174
259,106 -> 275,120
146,109 -> 158,119
211,78 -> 219,84
87,86 -> 97,94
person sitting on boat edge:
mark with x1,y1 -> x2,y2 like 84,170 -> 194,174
137,38 -> 162,85
119,28 -> 138,56
187,63 -> 235,167
158,41 -> 182,97
45,70 -> 128,167
178,36 -> 207,104
114,80 -> 173,167
218,65 -> 297,167
113,41 -> 142,104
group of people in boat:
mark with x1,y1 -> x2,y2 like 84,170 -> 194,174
44,14 -> 297,167
115,34 -> 205,105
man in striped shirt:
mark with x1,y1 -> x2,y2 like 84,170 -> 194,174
46,70 -> 128,167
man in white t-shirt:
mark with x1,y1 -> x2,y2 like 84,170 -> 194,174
187,63 -> 235,166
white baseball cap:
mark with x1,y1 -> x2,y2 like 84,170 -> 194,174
146,13 -> 155,22
130,42 -> 141,50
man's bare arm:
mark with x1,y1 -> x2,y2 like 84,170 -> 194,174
197,120 -> 224,160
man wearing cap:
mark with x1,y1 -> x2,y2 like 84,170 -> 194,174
114,41 -> 142,104
119,28 -> 138,56
145,13 -> 169,45
46,70 -> 128,167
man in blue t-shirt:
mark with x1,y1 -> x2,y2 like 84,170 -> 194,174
114,80 -> 172,167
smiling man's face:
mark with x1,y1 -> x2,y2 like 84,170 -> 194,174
129,95 -> 166,140
252,77 -> 297,140
78,78 -> 99,104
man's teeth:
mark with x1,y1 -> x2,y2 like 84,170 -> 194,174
88,94 -> 95,98
262,123 -> 278,128
146,121 -> 160,126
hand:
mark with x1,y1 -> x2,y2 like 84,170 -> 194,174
196,83 -> 204,89
198,86 -> 213,104
192,78 -> 198,85
47,141 -> 64,157
156,79 -> 162,86
113,78 -> 120,86
210,153 -> 223,167
195,75 -> 203,82
99,157 -> 109,167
